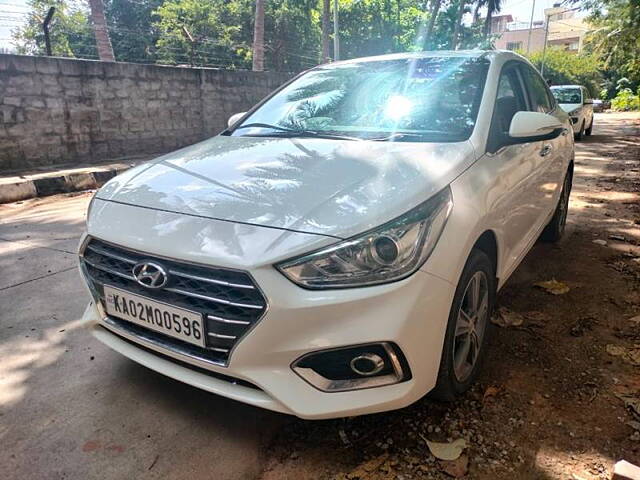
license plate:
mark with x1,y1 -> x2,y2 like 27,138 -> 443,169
103,285 -> 206,347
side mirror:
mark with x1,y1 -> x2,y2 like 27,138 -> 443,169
508,111 -> 564,143
227,112 -> 246,128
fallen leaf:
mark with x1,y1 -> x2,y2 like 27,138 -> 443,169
606,344 -> 640,366
627,420 -> 640,431
491,307 -> 524,327
483,385 -> 501,402
423,437 -> 467,461
440,454 -> 469,478
616,394 -> 640,420
534,279 -> 570,295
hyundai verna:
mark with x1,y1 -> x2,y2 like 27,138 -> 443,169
79,51 -> 574,419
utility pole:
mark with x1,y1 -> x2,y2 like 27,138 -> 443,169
321,0 -> 331,62
540,10 -> 550,75
333,0 -> 340,61
43,7 -> 55,56
526,0 -> 536,54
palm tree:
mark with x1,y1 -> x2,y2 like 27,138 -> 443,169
482,0 -> 503,40
252,0 -> 265,71
452,0 -> 466,49
321,0 -> 331,62
88,0 -> 115,61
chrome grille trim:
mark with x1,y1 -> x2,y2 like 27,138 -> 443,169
207,314 -> 251,325
79,237 -> 268,366
83,257 -> 136,281
86,243 -> 136,264
208,332 -> 237,340
164,287 -> 264,309
168,269 -> 255,290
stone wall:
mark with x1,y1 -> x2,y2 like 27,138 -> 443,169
0,54 -> 292,171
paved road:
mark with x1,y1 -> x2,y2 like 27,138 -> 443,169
0,112 -> 634,479
0,195 -> 284,478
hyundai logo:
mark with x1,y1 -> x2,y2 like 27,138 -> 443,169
132,261 -> 168,289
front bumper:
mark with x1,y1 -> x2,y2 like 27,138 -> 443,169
81,265 -> 454,419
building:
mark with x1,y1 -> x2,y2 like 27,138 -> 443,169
489,4 -> 590,54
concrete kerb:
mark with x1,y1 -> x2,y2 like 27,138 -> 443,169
0,158 -> 148,203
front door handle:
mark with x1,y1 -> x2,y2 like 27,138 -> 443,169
539,144 -> 553,157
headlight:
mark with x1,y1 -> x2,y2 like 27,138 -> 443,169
276,187 -> 453,289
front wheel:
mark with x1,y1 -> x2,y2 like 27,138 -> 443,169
431,249 -> 496,401
585,118 -> 593,136
541,168 -> 572,242
574,121 -> 584,141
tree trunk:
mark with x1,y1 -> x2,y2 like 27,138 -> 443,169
321,0 -> 330,62
425,0 -> 442,45
252,0 -> 265,71
483,9 -> 492,39
452,0 -> 465,49
88,0 -> 115,62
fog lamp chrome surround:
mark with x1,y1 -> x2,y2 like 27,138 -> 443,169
291,342 -> 409,393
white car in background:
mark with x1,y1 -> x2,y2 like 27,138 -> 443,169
550,85 -> 594,140
79,51 -> 574,419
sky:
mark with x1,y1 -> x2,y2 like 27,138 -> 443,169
0,0 -> 586,52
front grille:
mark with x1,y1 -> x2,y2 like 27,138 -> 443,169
80,237 -> 267,365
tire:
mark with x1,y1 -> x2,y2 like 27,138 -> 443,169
585,118 -> 593,136
574,121 -> 584,141
431,249 -> 496,401
541,167 -> 572,242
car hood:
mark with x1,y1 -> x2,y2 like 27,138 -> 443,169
97,136 -> 475,239
558,103 -> 582,114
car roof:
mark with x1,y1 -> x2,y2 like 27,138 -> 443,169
325,49 -> 524,67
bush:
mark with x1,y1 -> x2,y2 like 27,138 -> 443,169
611,88 -> 640,111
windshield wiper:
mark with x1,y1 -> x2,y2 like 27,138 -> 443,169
233,123 -> 362,141
370,131 -> 461,142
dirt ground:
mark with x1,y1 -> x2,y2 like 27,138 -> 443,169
1,112 -> 638,480
259,112 -> 640,480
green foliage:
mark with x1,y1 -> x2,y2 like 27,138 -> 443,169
105,0 -> 164,63
611,88 -> 640,111
12,0 -> 492,70
584,0 -> 640,92
523,48 -> 603,97
13,0 -> 96,58
153,0 -> 254,68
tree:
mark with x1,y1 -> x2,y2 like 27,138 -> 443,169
582,0 -> 640,93
13,0 -> 97,58
524,48 -> 603,96
452,0 -> 466,49
425,0 -> 442,43
480,0 -> 503,39
88,0 -> 115,60
104,0 -> 163,64
252,0 -> 264,71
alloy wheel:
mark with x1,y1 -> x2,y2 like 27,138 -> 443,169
453,271 -> 489,382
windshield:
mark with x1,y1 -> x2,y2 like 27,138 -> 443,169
551,87 -> 582,104
229,56 -> 490,142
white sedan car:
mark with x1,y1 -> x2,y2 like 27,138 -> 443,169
550,84 -> 594,140
79,50 -> 574,419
